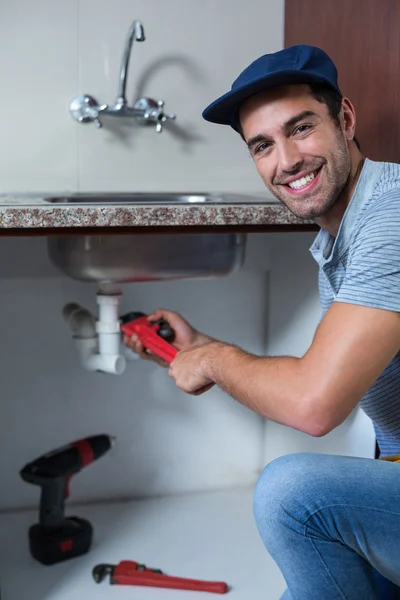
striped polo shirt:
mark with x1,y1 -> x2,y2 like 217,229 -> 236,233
309,158 -> 400,457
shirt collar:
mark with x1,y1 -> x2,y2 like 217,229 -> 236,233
309,158 -> 384,265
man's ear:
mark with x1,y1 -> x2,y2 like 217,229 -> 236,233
340,97 -> 357,142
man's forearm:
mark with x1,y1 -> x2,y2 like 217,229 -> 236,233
202,342 -> 321,435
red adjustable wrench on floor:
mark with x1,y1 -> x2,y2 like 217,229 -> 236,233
120,312 -> 178,363
93,561 -> 229,594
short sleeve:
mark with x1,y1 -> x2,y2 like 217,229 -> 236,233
336,192 -> 400,312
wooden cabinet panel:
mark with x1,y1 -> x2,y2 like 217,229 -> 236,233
285,0 -> 400,162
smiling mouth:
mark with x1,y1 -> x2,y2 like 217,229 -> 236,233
285,166 -> 322,191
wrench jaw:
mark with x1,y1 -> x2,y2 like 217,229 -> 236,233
92,564 -> 115,584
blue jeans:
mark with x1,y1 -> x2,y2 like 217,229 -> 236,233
253,453 -> 400,600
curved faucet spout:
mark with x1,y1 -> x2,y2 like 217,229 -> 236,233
116,20 -> 145,106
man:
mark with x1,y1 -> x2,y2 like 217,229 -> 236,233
124,46 -> 400,599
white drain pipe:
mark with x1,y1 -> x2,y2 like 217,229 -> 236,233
63,284 -> 127,375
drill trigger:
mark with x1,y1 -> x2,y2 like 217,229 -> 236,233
65,474 -> 73,499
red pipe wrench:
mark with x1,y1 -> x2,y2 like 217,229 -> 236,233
120,312 -> 178,363
93,561 -> 229,594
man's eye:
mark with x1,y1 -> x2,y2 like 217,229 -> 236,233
294,124 -> 311,135
254,142 -> 271,154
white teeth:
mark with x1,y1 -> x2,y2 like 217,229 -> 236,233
288,171 -> 316,189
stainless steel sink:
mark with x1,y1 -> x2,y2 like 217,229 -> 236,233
43,192 -> 267,205
47,233 -> 246,283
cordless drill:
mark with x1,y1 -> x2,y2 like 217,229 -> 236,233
20,434 -> 114,565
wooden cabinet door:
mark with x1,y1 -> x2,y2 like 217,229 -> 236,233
285,0 -> 400,162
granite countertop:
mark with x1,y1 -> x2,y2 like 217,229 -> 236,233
0,193 -> 315,230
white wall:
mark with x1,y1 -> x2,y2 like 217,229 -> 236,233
0,0 -> 284,195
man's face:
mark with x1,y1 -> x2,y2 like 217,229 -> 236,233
239,85 -> 352,220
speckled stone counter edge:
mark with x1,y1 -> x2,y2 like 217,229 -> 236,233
0,204 -> 314,229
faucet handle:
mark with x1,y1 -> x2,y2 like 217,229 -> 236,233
69,94 -> 107,128
134,97 -> 176,133
155,100 -> 176,133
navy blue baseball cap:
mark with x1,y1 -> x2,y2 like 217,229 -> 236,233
202,45 -> 342,132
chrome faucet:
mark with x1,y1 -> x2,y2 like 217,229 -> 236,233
69,20 -> 176,132
117,20 -> 145,109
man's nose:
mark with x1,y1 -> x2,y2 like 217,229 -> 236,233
277,140 -> 302,174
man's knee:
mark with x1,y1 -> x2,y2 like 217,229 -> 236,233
253,453 -> 319,544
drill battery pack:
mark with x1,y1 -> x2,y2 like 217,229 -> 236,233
29,516 -> 93,565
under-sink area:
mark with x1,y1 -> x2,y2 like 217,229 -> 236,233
47,232 -> 246,375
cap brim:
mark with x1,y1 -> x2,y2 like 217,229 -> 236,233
202,70 -> 338,130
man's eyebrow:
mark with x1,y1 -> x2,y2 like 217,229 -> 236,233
282,110 -> 317,133
246,110 -> 318,152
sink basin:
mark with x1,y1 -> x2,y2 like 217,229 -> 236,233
47,233 -> 246,283
43,192 -> 267,205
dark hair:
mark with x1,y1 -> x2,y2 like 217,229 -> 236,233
236,82 -> 361,150
308,82 -> 361,150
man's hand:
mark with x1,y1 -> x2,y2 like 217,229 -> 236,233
123,308 -> 213,368
168,342 -> 221,395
